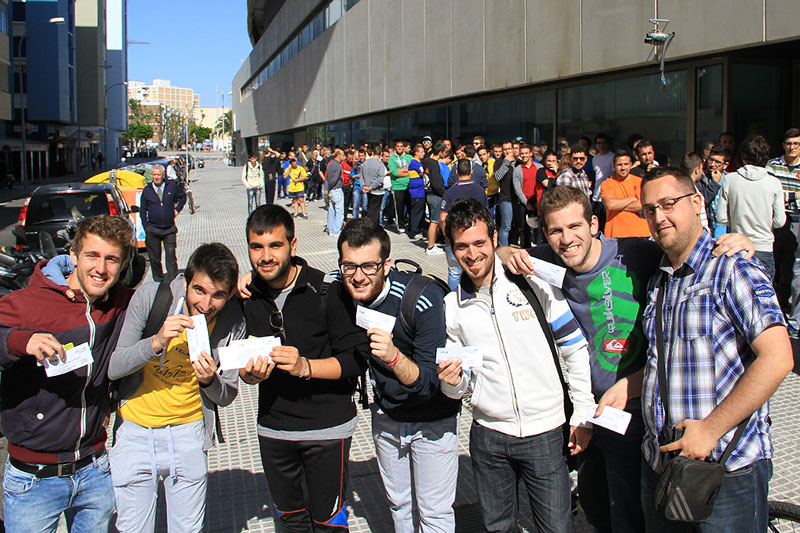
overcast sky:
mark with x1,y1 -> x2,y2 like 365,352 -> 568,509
127,0 -> 252,107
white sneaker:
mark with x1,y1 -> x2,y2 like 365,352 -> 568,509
426,247 -> 442,256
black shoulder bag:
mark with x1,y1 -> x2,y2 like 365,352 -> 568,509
653,284 -> 749,523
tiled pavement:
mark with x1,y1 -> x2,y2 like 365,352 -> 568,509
150,158 -> 800,532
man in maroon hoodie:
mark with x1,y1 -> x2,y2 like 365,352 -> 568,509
0,215 -> 133,532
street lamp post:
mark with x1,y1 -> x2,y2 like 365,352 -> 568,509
15,16 -> 65,191
76,64 -> 112,172
104,81 -> 127,169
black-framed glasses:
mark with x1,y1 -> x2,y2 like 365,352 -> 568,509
270,311 -> 285,340
643,193 -> 695,219
339,259 -> 386,276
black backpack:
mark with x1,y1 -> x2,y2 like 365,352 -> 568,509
321,259 -> 449,409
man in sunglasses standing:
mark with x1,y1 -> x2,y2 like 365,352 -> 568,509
337,218 -> 460,533
238,205 -> 368,532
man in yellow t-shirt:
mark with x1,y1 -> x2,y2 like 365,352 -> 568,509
284,158 -> 308,219
108,243 -> 246,532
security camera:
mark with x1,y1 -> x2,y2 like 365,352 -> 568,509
644,31 -> 671,45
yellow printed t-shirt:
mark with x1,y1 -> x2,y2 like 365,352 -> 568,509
119,319 -> 216,427
284,166 -> 307,193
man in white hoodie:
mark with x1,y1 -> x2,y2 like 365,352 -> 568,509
242,154 -> 265,215
716,135 -> 786,281
438,197 -> 594,532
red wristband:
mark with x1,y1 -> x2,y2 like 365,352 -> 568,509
387,348 -> 401,369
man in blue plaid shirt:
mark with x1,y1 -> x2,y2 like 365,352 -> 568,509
638,167 -> 794,532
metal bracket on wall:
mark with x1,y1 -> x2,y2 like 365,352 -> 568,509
644,19 -> 675,90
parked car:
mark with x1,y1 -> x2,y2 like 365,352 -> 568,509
15,182 -> 146,288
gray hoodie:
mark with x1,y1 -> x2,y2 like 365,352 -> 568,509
717,164 -> 786,252
109,275 -> 246,450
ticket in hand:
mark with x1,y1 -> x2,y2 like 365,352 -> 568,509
528,257 -> 567,289
40,342 -> 93,377
584,404 -> 632,435
186,314 -> 211,362
435,346 -> 483,370
218,336 -> 280,371
355,306 -> 396,333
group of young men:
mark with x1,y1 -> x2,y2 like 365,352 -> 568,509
0,132 -> 795,533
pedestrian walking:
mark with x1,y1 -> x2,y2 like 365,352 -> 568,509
242,154 -> 265,216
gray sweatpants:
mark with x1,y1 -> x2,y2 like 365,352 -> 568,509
109,418 -> 207,533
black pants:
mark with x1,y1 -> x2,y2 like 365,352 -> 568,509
264,176 -> 276,205
342,185 -> 353,218
258,435 -> 351,533
367,193 -> 383,225
409,196 -> 425,237
773,221 -> 796,310
392,189 -> 410,231
509,198 -> 526,247
144,225 -> 177,282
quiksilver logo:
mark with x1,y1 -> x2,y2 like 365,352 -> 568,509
604,339 -> 629,354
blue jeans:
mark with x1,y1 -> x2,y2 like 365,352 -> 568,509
497,201 -> 513,246
445,244 -> 461,290
753,250 -> 775,283
640,458 -> 771,532
380,190 -> 391,226
352,187 -> 366,218
470,424 -> 571,533
247,187 -> 262,215
371,407 -> 459,533
277,174 -> 287,198
4,453 -> 116,533
327,188 -> 345,235
577,400 -> 645,532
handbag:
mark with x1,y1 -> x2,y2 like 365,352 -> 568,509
652,284 -> 749,523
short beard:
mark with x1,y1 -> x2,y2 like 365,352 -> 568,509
257,255 -> 292,284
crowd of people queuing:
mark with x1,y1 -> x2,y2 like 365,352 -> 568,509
0,124 -> 797,533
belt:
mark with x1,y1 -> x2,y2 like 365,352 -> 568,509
10,448 -> 104,479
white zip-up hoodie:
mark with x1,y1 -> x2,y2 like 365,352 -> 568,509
442,256 -> 594,437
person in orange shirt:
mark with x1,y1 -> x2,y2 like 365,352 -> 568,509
601,151 -> 650,238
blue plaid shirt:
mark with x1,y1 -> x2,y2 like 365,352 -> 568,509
641,231 -> 785,472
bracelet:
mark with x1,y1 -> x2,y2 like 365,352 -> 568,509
302,357 -> 312,380
387,348 -> 401,369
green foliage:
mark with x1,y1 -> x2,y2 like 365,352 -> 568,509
215,110 -> 232,135
190,125 -> 212,142
129,123 -> 154,142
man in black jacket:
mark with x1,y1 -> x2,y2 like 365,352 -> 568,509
140,164 -> 186,282
422,141 -> 447,255
238,205 -> 368,533
337,218 -> 460,532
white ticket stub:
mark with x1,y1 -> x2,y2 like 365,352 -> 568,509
584,404 -> 632,435
355,306 -> 396,333
435,346 -> 483,370
218,336 -> 280,371
40,342 -> 93,377
528,257 -> 567,289
186,314 -> 211,362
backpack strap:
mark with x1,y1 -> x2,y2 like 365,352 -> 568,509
398,275 -> 433,338
143,278 -> 174,338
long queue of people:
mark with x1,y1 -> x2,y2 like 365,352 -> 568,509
0,126 -> 796,533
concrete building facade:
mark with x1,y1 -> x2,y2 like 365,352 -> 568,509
128,79 -> 200,115
233,0 -> 800,163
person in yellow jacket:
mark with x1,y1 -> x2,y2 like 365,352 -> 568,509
284,158 -> 308,218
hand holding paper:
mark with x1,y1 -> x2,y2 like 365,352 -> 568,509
527,257 -> 567,289
356,306 -> 396,333
185,314 -> 211,362
435,346 -> 483,370
584,404 -> 632,435
40,342 -> 93,377
218,336 -> 281,371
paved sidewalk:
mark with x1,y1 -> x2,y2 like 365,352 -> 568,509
150,160 -> 800,532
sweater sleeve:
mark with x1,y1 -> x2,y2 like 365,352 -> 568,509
326,284 -> 369,379
200,306 -> 246,408
108,282 -> 162,380
512,166 -> 527,204
716,178 -> 729,226
440,294 -> 469,399
395,287 -> 447,400
773,181 -> 787,228
531,277 -> 594,427
172,182 -> 187,213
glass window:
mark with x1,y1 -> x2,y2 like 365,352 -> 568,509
558,70 -> 687,164
449,91 -> 554,147
328,0 -> 342,27
695,64 -> 723,153
0,4 -> 8,35
329,121 -> 351,146
730,63 -> 787,154
389,107 -> 448,143
352,116 -> 388,146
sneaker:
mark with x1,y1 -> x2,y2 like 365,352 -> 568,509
426,247 -> 442,256
301,213 -> 308,219
292,213 -> 299,218
330,233 -> 340,237
398,227 -> 406,234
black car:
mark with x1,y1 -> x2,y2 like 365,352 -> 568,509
15,183 -> 146,288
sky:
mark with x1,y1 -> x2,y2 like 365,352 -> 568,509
127,0 -> 252,107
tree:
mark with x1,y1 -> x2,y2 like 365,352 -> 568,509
215,110 -> 232,137
190,125 -> 212,142
129,123 -> 154,143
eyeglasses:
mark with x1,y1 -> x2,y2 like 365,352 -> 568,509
270,311 -> 285,340
473,141 -> 481,145
784,141 -> 800,148
339,259 -> 386,276
572,156 -> 587,161
643,193 -> 695,218
707,157 -> 726,166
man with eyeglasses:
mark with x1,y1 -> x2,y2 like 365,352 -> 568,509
768,127 -> 800,331
556,144 -> 592,198
237,205 -> 368,532
638,167 -> 792,531
706,144 -> 732,238
336,217 -> 460,533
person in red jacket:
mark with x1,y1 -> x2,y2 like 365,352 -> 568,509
0,215 -> 134,532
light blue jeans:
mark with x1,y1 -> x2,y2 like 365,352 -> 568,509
3,452 -> 115,533
445,244 -> 462,290
327,188 -> 345,235
352,187 -> 366,218
371,406 -> 459,533
110,418 -> 208,533
247,187 -> 262,215
497,201 -> 513,246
